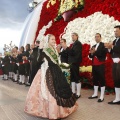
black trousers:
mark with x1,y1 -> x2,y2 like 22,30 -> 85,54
3,64 -> 9,75
29,64 -> 39,84
24,63 -> 30,76
11,63 -> 18,74
112,63 -> 120,88
92,64 -> 105,87
18,64 -> 25,75
70,63 -> 80,83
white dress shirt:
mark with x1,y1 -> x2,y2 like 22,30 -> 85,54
95,43 -> 100,51
108,38 -> 120,63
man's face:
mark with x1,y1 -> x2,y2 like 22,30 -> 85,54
26,45 -> 28,50
35,42 -> 39,47
71,34 -> 78,42
114,28 -> 120,38
95,34 -> 101,43
31,44 -> 35,49
60,40 -> 66,47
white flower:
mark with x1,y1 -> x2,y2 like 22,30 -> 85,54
61,12 -> 120,46
37,20 -> 53,41
61,63 -> 69,67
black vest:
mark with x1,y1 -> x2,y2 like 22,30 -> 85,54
111,38 -> 120,58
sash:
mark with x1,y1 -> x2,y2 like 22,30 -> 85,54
43,48 -> 59,64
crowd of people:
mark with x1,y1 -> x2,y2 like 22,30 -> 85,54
0,25 -> 120,120
88,25 -> 120,105
0,40 -> 40,86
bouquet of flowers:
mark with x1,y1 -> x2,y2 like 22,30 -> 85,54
60,63 -> 70,84
59,62 -> 70,69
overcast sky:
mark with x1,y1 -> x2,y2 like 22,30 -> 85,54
0,0 -> 32,53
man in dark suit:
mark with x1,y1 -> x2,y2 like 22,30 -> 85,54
22,44 -> 30,84
88,33 -> 108,102
68,33 -> 82,99
59,38 -> 69,63
105,25 -> 120,104
26,40 -> 40,86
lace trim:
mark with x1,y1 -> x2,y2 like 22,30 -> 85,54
40,58 -> 49,100
43,48 -> 61,65
43,49 -> 58,64
46,68 -> 77,107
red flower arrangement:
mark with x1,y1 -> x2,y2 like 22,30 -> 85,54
105,53 -> 114,88
34,0 -> 120,88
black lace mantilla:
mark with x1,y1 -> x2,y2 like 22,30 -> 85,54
46,60 -> 76,107
39,50 -> 77,108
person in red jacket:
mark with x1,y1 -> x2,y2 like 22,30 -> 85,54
105,25 -> 120,104
88,33 -> 108,102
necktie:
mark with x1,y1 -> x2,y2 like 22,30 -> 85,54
95,43 -> 99,50
115,38 -> 119,46
37,49 -> 40,61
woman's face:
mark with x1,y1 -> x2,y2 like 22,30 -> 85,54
26,45 -> 28,50
12,48 -> 15,53
48,36 -> 56,47
20,47 -> 24,52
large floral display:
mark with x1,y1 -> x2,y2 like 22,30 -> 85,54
34,0 -> 120,90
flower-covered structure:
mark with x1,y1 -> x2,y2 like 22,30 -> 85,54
21,0 -> 120,90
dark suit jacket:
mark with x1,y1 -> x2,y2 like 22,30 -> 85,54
17,51 -> 25,63
110,38 -> 120,58
28,47 -> 40,66
22,49 -> 30,58
89,42 -> 108,62
2,55 -> 10,65
59,47 -> 69,63
68,40 -> 82,64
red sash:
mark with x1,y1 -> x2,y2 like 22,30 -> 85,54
93,57 -> 104,65
24,60 -> 29,64
19,62 -> 24,65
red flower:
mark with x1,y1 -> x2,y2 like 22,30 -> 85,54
34,0 -> 120,88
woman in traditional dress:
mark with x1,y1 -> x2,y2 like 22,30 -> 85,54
10,47 -> 18,82
24,34 -> 78,120
17,46 -> 25,84
2,52 -> 11,80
